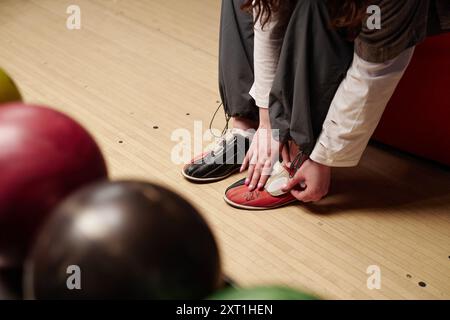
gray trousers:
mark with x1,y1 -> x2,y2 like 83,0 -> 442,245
218,0 -> 354,155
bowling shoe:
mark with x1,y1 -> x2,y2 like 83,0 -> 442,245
224,161 -> 301,210
182,129 -> 253,182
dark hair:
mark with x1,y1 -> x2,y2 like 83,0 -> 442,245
242,0 -> 368,37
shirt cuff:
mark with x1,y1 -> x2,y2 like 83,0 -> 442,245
249,83 -> 269,108
309,142 -> 360,167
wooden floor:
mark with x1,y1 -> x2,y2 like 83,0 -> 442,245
1,0 -> 449,300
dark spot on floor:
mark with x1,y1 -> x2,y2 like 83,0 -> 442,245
153,126 -> 159,129
118,140 -> 124,144
406,274 -> 412,279
186,113 -> 190,116
216,100 -> 220,104
418,281 -> 427,287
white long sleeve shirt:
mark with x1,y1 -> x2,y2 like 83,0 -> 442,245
249,14 -> 283,108
249,14 -> 415,167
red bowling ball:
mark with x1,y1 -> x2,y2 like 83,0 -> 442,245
0,103 -> 108,268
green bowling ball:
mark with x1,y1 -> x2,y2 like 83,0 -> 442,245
210,286 -> 319,300
0,68 -> 22,104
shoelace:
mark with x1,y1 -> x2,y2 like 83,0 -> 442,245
209,102 -> 231,139
289,151 -> 306,178
205,131 -> 236,156
205,102 -> 233,156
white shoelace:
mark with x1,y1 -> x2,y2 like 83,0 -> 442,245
204,128 -> 253,155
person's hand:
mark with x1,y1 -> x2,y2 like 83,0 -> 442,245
282,159 -> 331,202
240,108 -> 281,191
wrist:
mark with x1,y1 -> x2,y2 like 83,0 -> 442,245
310,158 -> 331,171
258,107 -> 270,128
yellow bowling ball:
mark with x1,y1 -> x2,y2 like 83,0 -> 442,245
0,68 -> 22,104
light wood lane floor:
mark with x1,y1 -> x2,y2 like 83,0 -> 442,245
1,0 -> 449,299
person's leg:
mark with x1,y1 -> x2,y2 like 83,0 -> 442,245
182,0 -> 257,182
269,0 -> 355,156
223,0 -> 355,210
219,0 -> 259,130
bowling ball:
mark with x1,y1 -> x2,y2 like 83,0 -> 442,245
0,68 -> 22,104
210,286 -> 318,300
24,181 -> 222,300
0,103 -> 108,268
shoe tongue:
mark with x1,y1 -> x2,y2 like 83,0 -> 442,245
265,162 -> 290,197
204,131 -> 233,154
204,129 -> 253,154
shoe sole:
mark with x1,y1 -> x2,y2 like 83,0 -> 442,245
223,193 -> 298,211
181,167 -> 241,183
